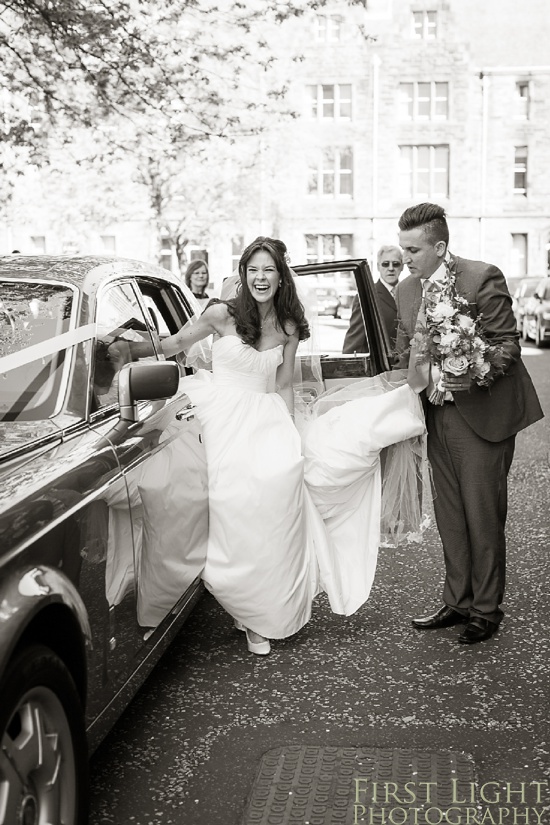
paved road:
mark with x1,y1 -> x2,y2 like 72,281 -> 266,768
90,344 -> 550,825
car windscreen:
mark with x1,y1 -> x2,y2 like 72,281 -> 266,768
0,282 -> 74,421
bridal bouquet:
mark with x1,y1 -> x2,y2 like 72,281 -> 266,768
412,260 -> 504,405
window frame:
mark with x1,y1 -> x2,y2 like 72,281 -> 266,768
314,14 -> 342,43
305,234 -> 354,264
306,83 -> 353,120
412,9 -> 438,39
90,278 -> 164,417
399,81 -> 449,121
511,233 -> 528,278
398,144 -> 450,200
514,81 -> 530,120
513,146 -> 528,196
308,147 -> 354,198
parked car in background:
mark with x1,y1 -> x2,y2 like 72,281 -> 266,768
0,253 -> 390,823
314,285 -> 341,318
511,277 -> 541,337
522,276 -> 550,347
505,276 -> 526,299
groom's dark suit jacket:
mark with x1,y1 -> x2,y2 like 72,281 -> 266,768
343,279 -> 398,354
394,254 -> 543,442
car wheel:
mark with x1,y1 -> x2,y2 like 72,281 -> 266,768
535,322 -> 544,348
0,644 -> 89,825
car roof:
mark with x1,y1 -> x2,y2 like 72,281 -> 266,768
0,255 -> 183,292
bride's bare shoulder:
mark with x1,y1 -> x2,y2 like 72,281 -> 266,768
201,300 -> 234,333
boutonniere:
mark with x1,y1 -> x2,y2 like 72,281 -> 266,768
412,260 -> 504,404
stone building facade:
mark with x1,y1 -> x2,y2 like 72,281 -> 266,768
248,0 -> 550,289
4,0 -> 549,289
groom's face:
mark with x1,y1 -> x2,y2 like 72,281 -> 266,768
399,227 -> 446,280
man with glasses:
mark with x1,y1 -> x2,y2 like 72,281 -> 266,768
343,245 -> 403,354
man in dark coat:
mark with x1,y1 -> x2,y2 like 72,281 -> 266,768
395,203 -> 543,643
343,245 -> 402,354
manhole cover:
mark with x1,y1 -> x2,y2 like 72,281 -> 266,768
240,746 -> 477,825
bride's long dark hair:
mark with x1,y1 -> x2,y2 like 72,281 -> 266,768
227,237 -> 310,347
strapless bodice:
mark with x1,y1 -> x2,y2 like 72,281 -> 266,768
211,335 -> 284,393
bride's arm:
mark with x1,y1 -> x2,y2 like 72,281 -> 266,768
161,303 -> 227,357
276,332 -> 300,417
109,303 -> 228,362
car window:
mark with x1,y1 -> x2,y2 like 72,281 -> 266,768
134,280 -> 195,374
0,281 -> 75,421
136,281 -> 192,337
296,272 -> 356,355
93,282 -> 159,410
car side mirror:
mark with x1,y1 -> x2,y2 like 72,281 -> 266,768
118,361 -> 180,423
533,292 -> 541,301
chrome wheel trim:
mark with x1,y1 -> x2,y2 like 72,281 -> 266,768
0,686 -> 77,825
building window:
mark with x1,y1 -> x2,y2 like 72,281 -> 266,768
513,146 -> 528,196
398,145 -> 449,199
160,233 -> 173,271
189,247 -> 208,263
30,235 -> 46,253
305,234 -> 354,263
511,234 -> 528,278
412,10 -> 437,39
100,235 -> 116,254
306,84 -> 352,119
314,14 -> 342,42
399,81 -> 448,120
515,82 -> 530,119
308,148 -> 353,197
231,235 -> 244,269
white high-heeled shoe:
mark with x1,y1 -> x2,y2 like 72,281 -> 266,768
245,629 -> 270,655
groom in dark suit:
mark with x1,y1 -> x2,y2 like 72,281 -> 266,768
343,245 -> 401,354
395,203 -> 543,643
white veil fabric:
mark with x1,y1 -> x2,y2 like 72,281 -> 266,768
296,363 -> 433,549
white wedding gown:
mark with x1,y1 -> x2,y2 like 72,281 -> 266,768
178,334 -> 426,639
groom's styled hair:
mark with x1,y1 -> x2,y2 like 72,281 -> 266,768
398,203 -> 449,247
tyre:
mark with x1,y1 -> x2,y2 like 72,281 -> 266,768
0,644 -> 89,825
535,322 -> 545,348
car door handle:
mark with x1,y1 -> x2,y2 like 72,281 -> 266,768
175,402 -> 196,421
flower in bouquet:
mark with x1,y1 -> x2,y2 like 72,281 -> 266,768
413,260 -> 504,405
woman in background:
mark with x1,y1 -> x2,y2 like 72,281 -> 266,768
184,259 -> 210,308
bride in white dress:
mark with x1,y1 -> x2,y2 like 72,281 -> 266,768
160,237 -> 426,655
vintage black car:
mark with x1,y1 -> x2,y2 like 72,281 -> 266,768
0,254 -> 389,824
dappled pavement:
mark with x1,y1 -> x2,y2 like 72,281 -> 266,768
90,349 -> 550,825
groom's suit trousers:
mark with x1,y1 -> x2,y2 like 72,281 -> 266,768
426,402 -> 515,624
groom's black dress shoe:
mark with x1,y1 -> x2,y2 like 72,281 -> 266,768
412,605 -> 468,629
458,618 -> 498,644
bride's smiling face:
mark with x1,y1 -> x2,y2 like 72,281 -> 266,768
246,250 -> 280,304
